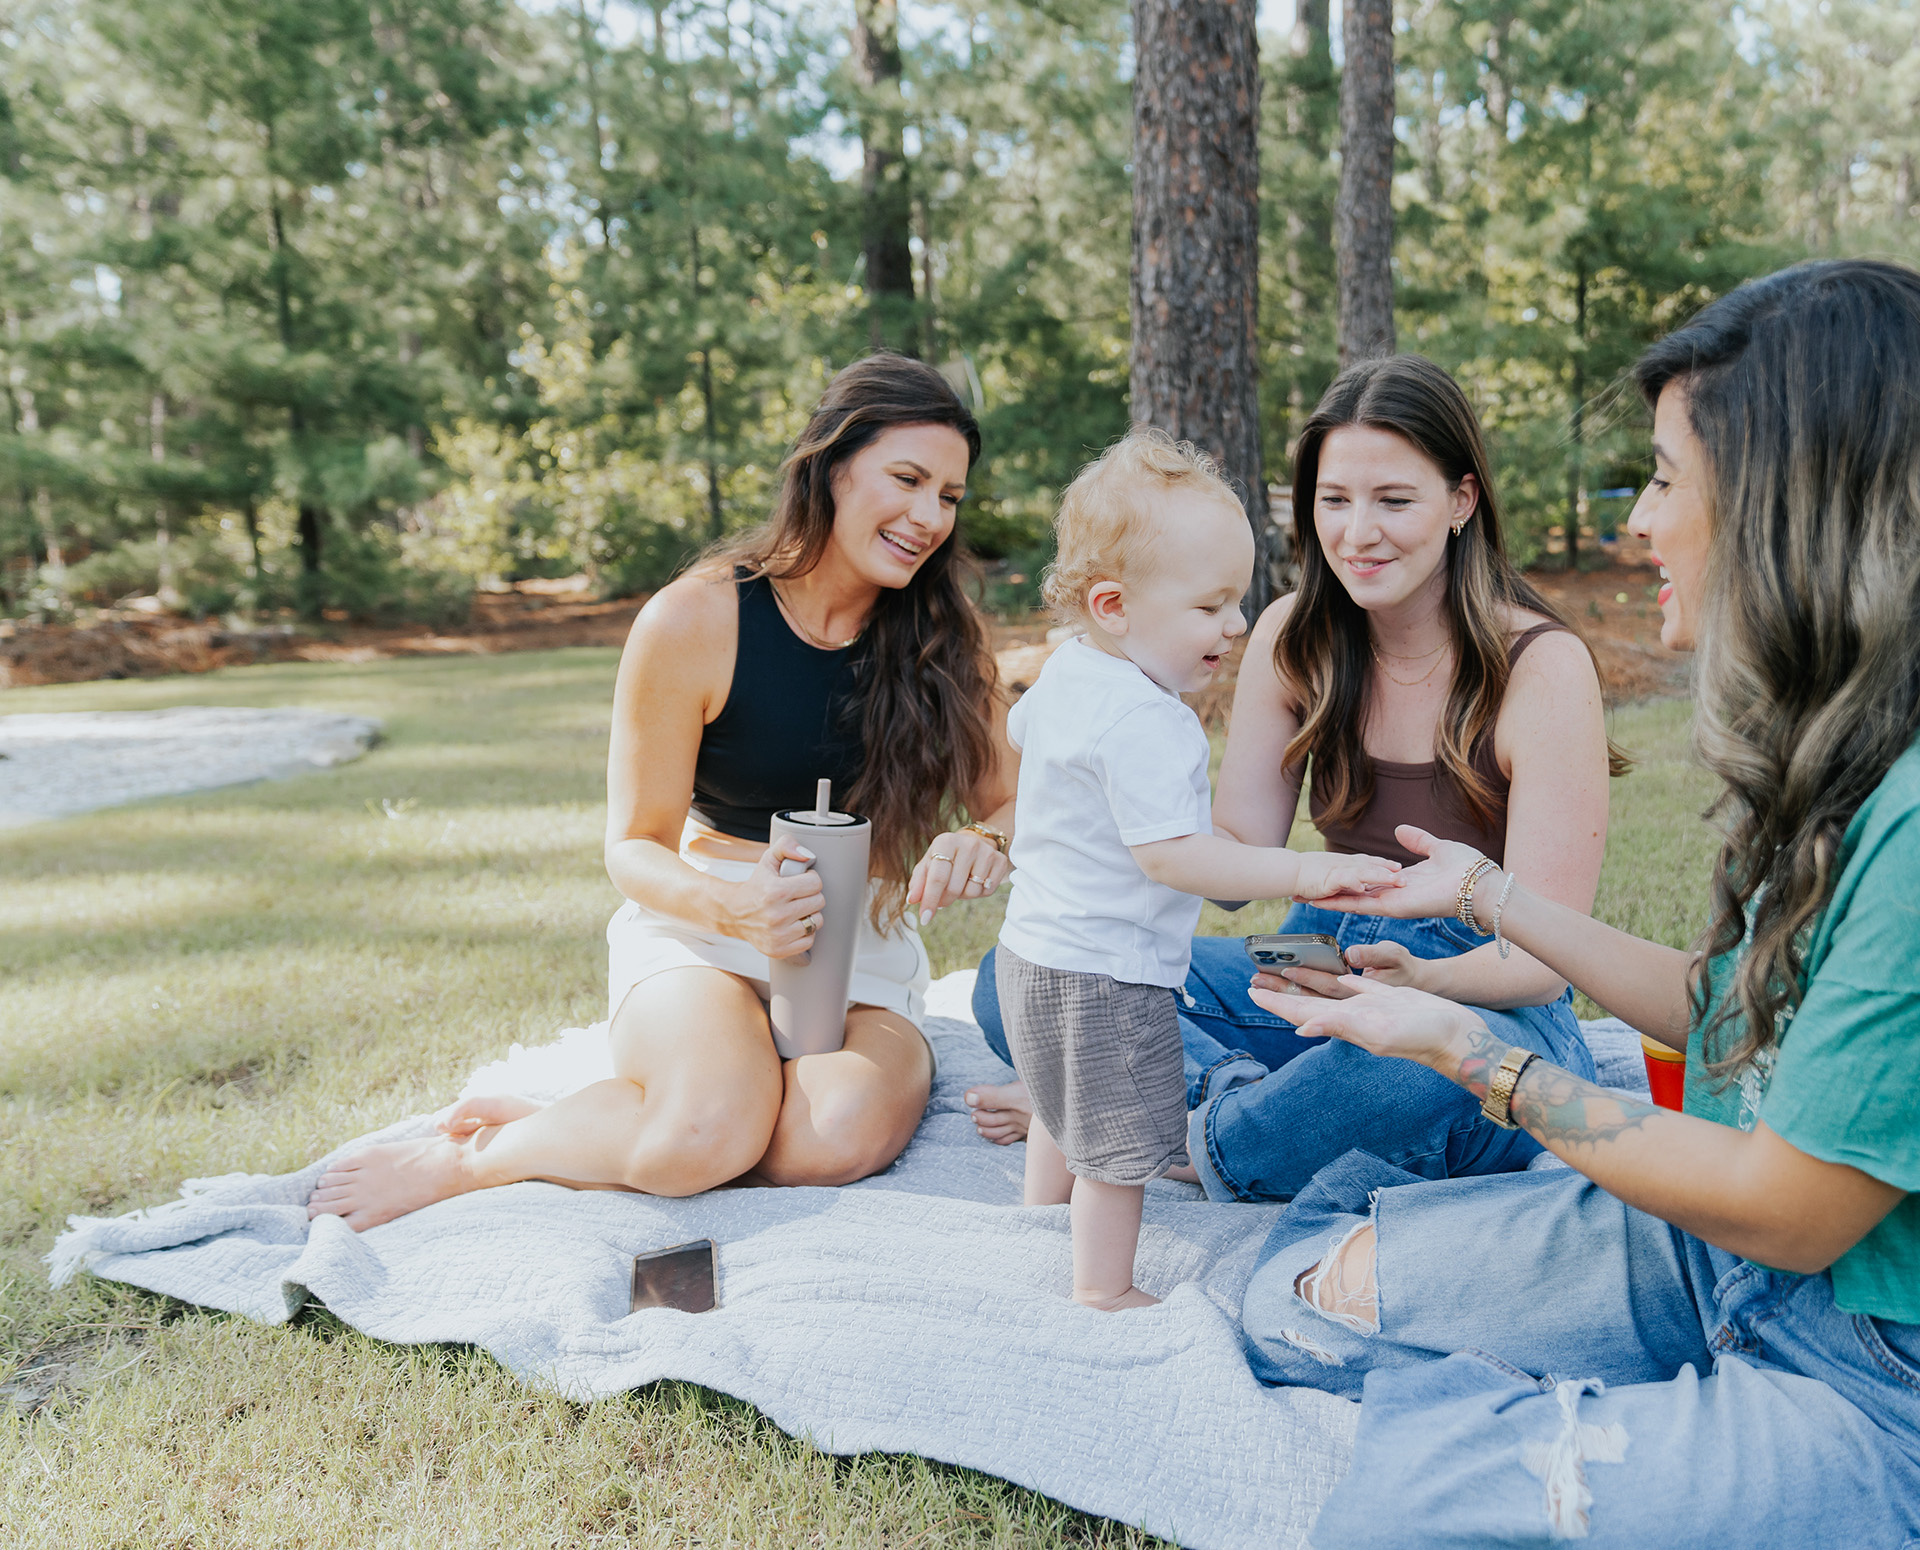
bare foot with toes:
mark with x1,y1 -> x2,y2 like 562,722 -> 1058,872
963,1079 -> 1032,1144
307,1133 -> 485,1231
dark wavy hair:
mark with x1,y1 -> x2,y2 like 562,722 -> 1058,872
714,352 -> 995,925
1276,354 -> 1625,836
1637,260 -> 1920,1077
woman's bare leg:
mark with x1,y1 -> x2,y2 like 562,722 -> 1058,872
307,967 -> 784,1230
754,1006 -> 933,1186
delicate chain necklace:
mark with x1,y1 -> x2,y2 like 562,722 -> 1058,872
1370,643 -> 1449,688
771,580 -> 866,650
1372,638 -> 1448,663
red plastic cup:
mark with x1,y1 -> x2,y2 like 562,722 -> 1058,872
1640,1035 -> 1686,1111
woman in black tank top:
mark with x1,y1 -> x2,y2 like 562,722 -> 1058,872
307,356 -> 1017,1230
966,356 -> 1621,1205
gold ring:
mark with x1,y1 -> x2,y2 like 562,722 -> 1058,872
802,913 -> 821,933
933,852 -> 955,864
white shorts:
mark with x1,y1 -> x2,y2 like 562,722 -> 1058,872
606,825 -> 931,1037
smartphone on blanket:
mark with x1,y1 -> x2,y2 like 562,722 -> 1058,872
631,1239 -> 718,1314
1244,933 -> 1348,977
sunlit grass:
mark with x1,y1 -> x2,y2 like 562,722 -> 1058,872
0,649 -> 1169,1548
0,652 -> 1716,1543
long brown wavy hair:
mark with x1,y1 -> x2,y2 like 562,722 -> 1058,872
1636,260 -> 1920,1076
712,353 -> 996,925
1275,354 -> 1624,836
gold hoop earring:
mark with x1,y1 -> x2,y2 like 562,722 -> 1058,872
1451,517 -> 1469,537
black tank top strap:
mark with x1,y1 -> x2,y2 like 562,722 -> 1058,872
688,568 -> 867,842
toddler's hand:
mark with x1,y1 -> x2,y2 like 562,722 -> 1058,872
1292,850 -> 1401,901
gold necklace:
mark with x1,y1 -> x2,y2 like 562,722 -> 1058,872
1371,635 -> 1448,663
1371,643 -> 1449,688
771,581 -> 866,650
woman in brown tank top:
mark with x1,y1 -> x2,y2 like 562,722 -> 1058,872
967,355 -> 1620,1203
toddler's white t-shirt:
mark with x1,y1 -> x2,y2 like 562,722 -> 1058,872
999,637 -> 1212,987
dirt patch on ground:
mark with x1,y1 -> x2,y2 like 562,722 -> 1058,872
1522,537 -> 1688,703
0,579 -> 644,689
1,550 -> 1682,705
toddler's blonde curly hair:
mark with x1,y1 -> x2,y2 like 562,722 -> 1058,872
1041,426 -> 1245,626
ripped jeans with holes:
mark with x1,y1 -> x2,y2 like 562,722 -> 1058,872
1243,1151 -> 1920,1547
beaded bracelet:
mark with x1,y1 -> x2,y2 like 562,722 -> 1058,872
1456,857 -> 1499,934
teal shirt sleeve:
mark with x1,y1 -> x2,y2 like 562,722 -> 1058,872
1762,807 -> 1920,1190
1760,789 -> 1920,1321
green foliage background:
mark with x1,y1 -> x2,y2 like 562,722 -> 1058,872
1,0 -> 1914,617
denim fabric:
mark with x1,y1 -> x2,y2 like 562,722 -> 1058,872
972,902 -> 1590,1200
1243,1152 -> 1920,1547
973,935 -> 1292,1105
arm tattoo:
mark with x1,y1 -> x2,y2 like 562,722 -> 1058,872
1452,1023 -> 1511,1102
1508,1059 -> 1662,1151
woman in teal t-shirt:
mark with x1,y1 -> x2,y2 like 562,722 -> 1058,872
1236,259 -> 1920,1547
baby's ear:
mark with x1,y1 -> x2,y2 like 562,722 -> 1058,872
1086,579 -> 1126,630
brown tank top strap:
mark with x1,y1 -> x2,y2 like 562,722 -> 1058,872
1507,620 -> 1570,664
1308,622 -> 1568,866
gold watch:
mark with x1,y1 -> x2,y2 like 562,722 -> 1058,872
962,821 -> 1010,855
1480,1047 -> 1537,1130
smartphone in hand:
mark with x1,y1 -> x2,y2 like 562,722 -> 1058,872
1244,933 -> 1348,977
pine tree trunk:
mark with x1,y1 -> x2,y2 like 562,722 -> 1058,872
1285,0 -> 1332,446
1336,0 -> 1395,365
150,391 -> 180,609
1566,260 -> 1587,570
853,0 -> 916,355
1130,0 -> 1270,611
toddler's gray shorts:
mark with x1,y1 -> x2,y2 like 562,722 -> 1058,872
997,945 -> 1186,1186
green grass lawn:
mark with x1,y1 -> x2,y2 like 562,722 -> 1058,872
0,649 -> 1721,1546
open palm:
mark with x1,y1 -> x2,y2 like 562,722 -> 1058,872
1310,824 -> 1487,922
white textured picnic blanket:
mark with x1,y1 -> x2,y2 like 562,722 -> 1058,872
49,973 -> 1651,1549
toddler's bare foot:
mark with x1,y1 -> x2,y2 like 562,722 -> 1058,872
307,1133 -> 483,1231
1075,1284 -> 1161,1312
437,1093 -> 544,1136
963,1080 -> 1032,1144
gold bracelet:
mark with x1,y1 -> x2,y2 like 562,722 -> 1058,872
962,821 -> 1010,855
1456,857 -> 1499,934
1480,1047 -> 1537,1130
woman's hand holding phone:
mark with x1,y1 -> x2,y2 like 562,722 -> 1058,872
1255,939 -> 1428,1005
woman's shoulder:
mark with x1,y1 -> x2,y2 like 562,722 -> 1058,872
624,565 -> 740,661
1252,589 -> 1301,641
1500,606 -> 1596,685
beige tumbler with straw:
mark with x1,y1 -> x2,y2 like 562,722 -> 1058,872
767,778 -> 871,1059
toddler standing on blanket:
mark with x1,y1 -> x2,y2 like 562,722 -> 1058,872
997,429 -> 1400,1311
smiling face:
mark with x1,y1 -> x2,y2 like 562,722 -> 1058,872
1086,493 -> 1253,692
1626,384 -> 1712,651
825,423 -> 972,589
1312,425 -> 1478,616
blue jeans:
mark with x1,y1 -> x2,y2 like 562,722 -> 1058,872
972,903 -> 1590,1200
1244,1151 -> 1920,1546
